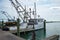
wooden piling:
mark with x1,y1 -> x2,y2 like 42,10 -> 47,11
31,24 -> 36,40
44,20 -> 46,31
32,31 -> 35,40
17,18 -> 20,37
2,20 -> 4,29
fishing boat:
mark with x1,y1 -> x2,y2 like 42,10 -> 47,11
1,0 -> 45,31
9,18 -> 44,30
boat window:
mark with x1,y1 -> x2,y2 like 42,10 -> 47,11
28,19 -> 38,25
38,19 -> 40,22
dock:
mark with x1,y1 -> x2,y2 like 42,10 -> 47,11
44,35 -> 59,40
9,28 -> 43,33
0,29 -> 25,40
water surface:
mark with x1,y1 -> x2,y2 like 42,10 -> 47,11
20,23 -> 60,40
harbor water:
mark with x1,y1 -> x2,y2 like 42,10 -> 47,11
20,23 -> 60,40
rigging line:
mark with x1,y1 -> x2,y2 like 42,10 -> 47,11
5,12 -> 13,19
15,0 -> 25,11
15,0 -> 31,18
15,0 -> 32,18
0,11 -> 9,19
9,0 -> 24,20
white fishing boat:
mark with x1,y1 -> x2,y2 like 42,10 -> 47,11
9,18 -> 44,30
4,0 -> 45,31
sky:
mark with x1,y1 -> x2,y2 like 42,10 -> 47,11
0,0 -> 60,21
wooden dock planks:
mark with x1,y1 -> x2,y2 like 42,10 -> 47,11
0,29 -> 25,40
9,28 -> 35,33
44,35 -> 59,40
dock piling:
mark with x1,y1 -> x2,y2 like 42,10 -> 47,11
32,24 -> 36,40
2,20 -> 4,29
17,18 -> 20,37
44,20 -> 46,31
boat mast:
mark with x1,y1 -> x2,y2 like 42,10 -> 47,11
34,2 -> 36,19
29,8 -> 31,19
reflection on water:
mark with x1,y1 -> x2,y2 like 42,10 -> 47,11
20,29 -> 46,40
20,23 -> 60,40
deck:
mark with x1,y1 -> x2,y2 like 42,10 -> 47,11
0,29 -> 25,40
9,28 -> 42,33
44,35 -> 59,40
